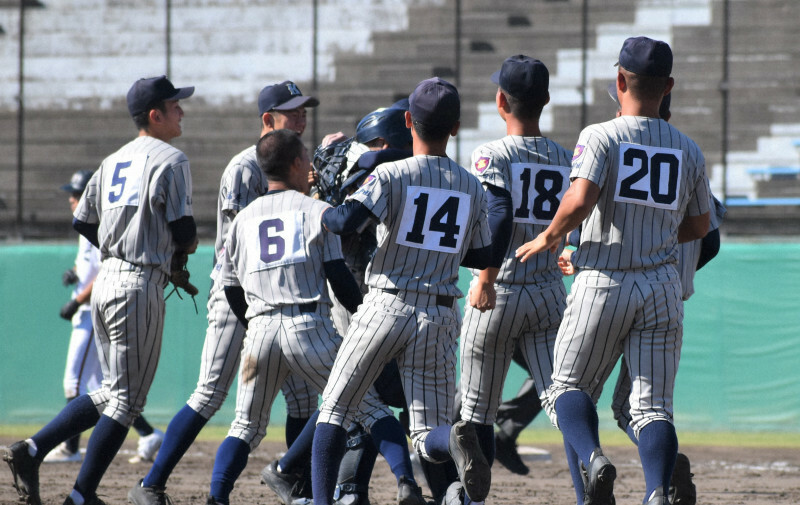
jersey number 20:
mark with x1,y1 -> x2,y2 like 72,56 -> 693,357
614,143 -> 682,210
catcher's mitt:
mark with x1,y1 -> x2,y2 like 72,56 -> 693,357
167,252 -> 199,310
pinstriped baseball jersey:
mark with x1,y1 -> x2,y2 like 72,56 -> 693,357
570,116 -> 711,271
348,154 -> 491,296
213,145 -> 266,269
219,190 -> 342,316
460,135 -> 571,426
75,135 -> 193,275
470,135 -> 572,284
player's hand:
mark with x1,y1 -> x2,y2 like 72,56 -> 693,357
62,269 -> 79,286
515,232 -> 558,262
558,249 -> 576,276
59,299 -> 81,320
469,280 -> 496,312
321,131 -> 347,147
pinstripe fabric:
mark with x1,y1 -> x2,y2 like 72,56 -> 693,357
190,146 -> 316,420
320,154 -> 490,460
74,135 -> 192,427
548,116 -> 709,436
460,135 -> 572,426
220,190 -> 341,316
75,136 -> 193,276
469,135 -> 573,284
88,258 -> 167,427
219,189 -> 390,447
349,154 -> 491,296
570,116 -> 710,272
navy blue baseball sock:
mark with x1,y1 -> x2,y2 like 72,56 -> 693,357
472,422 -> 496,466
132,414 -> 155,437
311,422 -> 347,505
143,404 -> 209,488
563,438 -> 585,505
423,424 -> 451,461
74,415 -> 129,499
371,416 -> 416,484
64,397 -> 81,455
638,420 -> 678,501
31,394 -> 100,460
279,410 -> 319,473
626,424 -> 639,445
554,390 -> 601,465
209,437 -> 251,504
286,415 -> 310,448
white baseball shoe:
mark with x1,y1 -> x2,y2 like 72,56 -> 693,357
43,442 -> 82,463
130,429 -> 164,463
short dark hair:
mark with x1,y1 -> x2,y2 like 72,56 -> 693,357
501,89 -> 546,121
131,101 -> 167,130
622,70 -> 671,103
411,119 -> 453,143
256,129 -> 305,182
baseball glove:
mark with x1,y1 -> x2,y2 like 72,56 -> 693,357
168,252 -> 199,297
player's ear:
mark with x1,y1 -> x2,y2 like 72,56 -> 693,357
544,91 -> 551,106
664,77 -> 675,97
148,107 -> 162,125
404,110 -> 413,128
616,72 -> 627,94
449,120 -> 460,137
262,112 -> 275,130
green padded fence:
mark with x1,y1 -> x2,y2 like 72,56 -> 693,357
1,242 -> 798,433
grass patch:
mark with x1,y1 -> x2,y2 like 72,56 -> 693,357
516,428 -> 800,448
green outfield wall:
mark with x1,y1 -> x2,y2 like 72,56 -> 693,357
1,242 -> 798,434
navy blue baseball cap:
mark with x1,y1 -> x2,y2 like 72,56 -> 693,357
408,77 -> 460,126
258,81 -> 320,115
127,76 -> 194,117
61,170 -> 93,194
491,55 -> 549,102
617,36 -> 673,77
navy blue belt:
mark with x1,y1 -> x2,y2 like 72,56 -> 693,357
383,288 -> 455,308
298,302 -> 317,313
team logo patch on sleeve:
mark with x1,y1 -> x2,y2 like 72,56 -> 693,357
361,175 -> 376,186
572,145 -> 585,161
474,157 -> 491,173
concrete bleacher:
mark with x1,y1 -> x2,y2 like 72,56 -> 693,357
1,0 -> 799,239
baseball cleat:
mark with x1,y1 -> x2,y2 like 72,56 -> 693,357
3,441 -> 42,505
63,495 -> 107,505
127,478 -> 173,505
448,420 -> 491,502
42,442 -> 82,463
494,433 -> 529,475
645,486 -> 668,505
132,428 -> 164,463
670,452 -> 697,505
581,448 -> 616,505
261,460 -> 302,505
443,481 -> 464,505
397,476 -> 426,505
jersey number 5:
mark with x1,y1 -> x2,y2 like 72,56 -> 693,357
614,143 -> 683,210
397,186 -> 471,253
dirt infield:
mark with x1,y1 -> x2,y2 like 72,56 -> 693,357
2,437 -> 799,504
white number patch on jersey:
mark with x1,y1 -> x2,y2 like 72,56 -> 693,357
104,154 -> 147,209
510,163 -> 571,225
243,211 -> 307,270
396,186 -> 471,253
614,143 -> 683,210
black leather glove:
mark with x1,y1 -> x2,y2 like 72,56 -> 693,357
62,269 -> 79,286
59,299 -> 81,320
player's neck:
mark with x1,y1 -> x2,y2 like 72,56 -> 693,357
619,100 -> 662,119
139,128 -> 175,143
505,116 -> 542,137
413,140 -> 449,158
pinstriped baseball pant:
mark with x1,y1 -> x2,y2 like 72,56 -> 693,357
547,264 -> 684,437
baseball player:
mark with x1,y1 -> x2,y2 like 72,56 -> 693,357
261,105 -> 428,505
517,37 -> 711,505
44,171 -> 165,466
310,77 -> 493,505
203,129 -> 392,505
128,81 -> 321,505
3,75 -> 196,505
454,54 -> 572,503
